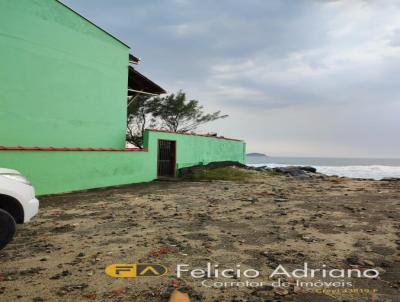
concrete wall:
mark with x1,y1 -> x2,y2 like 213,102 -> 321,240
0,0 -> 130,148
145,130 -> 246,170
0,1 -> 246,196
0,130 -> 245,195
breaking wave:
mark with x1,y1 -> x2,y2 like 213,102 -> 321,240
248,163 -> 400,180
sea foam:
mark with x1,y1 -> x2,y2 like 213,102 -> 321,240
247,163 -> 400,180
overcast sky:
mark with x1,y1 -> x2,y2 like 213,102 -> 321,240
63,0 -> 400,158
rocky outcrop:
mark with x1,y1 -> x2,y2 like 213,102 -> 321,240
273,166 -> 317,176
380,177 -> 400,181
251,165 -> 318,177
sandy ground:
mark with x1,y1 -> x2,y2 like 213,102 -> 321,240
0,170 -> 399,302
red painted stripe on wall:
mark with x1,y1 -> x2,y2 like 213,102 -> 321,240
0,146 -> 147,152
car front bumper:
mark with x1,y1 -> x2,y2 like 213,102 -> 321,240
24,197 -> 39,222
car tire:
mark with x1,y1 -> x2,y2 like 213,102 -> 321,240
0,209 -> 16,250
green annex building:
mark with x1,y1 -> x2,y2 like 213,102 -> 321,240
0,0 -> 245,195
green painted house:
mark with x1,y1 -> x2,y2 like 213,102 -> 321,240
0,0 -> 245,195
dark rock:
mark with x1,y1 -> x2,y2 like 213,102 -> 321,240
51,225 -> 75,233
50,270 -> 71,280
345,256 -> 363,266
381,177 -> 400,181
19,267 -> 45,276
254,166 -> 272,172
380,260 -> 392,268
299,166 -> 317,173
272,166 -> 316,177
247,197 -> 258,204
58,283 -> 88,295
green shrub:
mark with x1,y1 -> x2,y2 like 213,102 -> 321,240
186,167 -> 251,181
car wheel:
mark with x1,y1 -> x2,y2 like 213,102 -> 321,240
0,209 -> 16,250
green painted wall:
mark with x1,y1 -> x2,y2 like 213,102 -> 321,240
145,130 -> 246,170
0,130 -> 245,195
0,1 -> 246,196
0,0 -> 130,148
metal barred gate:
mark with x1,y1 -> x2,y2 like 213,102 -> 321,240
157,140 -> 176,177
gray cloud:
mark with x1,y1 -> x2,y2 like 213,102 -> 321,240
388,28 -> 400,47
62,0 -> 400,157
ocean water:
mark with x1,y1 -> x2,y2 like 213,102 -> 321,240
246,156 -> 400,180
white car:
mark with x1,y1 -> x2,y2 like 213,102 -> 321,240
0,168 -> 39,249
